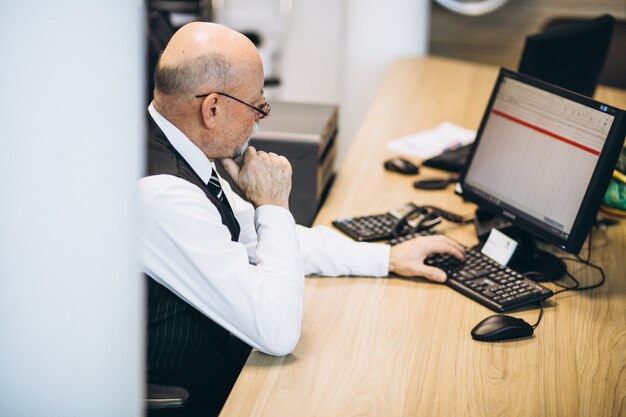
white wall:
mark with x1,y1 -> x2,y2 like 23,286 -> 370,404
281,0 -> 430,161
0,3 -> 144,416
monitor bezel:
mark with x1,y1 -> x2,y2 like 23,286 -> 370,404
459,68 -> 625,254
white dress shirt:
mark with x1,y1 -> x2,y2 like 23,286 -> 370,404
139,104 -> 390,355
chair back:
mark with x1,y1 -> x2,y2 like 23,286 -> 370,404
518,14 -> 615,96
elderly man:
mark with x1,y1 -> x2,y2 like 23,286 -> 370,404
140,22 -> 464,416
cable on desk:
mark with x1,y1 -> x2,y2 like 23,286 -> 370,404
525,227 -> 606,295
520,227 -> 606,333
530,302 -> 544,329
556,226 -> 606,295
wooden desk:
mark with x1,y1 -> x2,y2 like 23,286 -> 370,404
221,56 -> 626,417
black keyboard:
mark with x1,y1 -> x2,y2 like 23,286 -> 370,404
387,229 -> 435,245
332,212 -> 403,242
423,249 -> 553,312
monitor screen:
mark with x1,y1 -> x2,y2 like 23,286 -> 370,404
460,69 -> 625,255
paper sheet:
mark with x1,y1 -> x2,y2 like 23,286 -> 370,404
387,122 -> 476,158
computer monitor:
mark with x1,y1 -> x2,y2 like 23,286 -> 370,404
459,69 -> 625,280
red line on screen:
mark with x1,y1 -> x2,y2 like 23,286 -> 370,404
492,109 -> 600,156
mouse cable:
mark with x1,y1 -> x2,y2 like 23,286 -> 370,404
553,227 -> 606,295
530,302 -> 544,329
518,274 -> 545,328
522,227 -> 604,330
521,227 -> 605,295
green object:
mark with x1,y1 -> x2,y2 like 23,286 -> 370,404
604,179 -> 626,210
603,146 -> 626,213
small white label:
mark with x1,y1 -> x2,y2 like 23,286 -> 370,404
481,228 -> 518,266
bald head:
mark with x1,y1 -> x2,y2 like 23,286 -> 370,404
154,22 -> 262,100
151,23 -> 266,161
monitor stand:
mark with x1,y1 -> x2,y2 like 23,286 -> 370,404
507,229 -> 566,281
473,209 -> 566,282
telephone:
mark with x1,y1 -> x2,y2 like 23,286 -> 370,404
332,202 -> 466,242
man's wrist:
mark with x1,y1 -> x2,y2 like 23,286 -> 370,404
388,245 -> 397,274
250,200 -> 289,210
255,205 -> 296,232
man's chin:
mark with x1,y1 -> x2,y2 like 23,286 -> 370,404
233,140 -> 250,163
233,121 -> 259,162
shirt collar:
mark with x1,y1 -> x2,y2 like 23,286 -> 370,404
148,102 -> 214,184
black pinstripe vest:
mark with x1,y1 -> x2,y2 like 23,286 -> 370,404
145,116 -> 245,381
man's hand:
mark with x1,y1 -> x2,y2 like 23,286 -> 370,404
389,235 -> 465,282
221,146 -> 292,209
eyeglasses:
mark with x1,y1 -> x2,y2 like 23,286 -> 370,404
195,91 -> 271,119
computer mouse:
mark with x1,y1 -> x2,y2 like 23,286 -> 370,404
470,314 -> 534,342
383,157 -> 419,175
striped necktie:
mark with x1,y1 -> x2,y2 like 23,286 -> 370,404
206,167 -> 240,241
207,168 -> 224,201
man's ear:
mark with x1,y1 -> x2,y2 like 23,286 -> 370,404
200,94 -> 219,129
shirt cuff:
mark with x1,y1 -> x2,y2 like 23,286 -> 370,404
355,242 -> 391,277
254,205 -> 296,231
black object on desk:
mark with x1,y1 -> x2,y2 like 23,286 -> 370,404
386,228 -> 554,313
422,246 -> 553,312
385,227 -> 554,313
384,157 -> 419,175
333,203 -> 436,241
332,203 -> 464,242
471,314 -> 534,341
457,68 -> 626,282
421,143 -> 472,172
413,177 -> 458,190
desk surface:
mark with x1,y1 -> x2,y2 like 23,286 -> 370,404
221,56 -> 626,417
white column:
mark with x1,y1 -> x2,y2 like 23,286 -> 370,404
340,0 -> 430,161
0,3 -> 144,417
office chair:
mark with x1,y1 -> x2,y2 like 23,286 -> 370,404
146,383 -> 189,414
146,10 -> 175,103
147,0 -> 200,15
540,16 -> 626,90
518,14 -> 615,97
600,19 -> 626,89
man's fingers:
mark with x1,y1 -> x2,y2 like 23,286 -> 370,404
220,158 -> 240,180
243,146 -> 257,164
424,236 -> 465,259
428,240 -> 465,260
414,264 -> 447,283
390,234 -> 466,280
